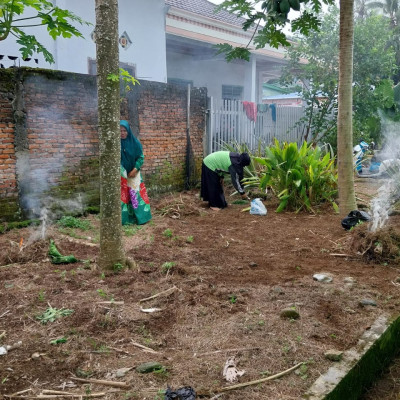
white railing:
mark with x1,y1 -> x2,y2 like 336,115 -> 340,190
206,97 -> 309,154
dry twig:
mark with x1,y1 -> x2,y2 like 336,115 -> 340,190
70,377 -> 129,389
131,340 -> 158,354
0,310 -> 10,318
139,286 -> 178,303
195,347 -> 260,357
216,362 -> 304,393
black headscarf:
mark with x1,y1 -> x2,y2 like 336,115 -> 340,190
229,152 -> 251,180
230,152 -> 250,168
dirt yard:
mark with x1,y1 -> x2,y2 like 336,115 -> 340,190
1,177 -> 399,400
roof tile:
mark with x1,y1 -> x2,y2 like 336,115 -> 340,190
166,0 -> 244,26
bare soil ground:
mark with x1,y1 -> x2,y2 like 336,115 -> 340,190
1,177 -> 399,400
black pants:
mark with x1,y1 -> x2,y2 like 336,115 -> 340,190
200,162 -> 227,209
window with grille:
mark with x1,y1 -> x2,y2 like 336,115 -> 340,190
88,58 -> 136,77
222,85 -> 243,100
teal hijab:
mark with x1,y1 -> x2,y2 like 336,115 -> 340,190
120,120 -> 143,173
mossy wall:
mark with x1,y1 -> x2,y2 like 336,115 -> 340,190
325,315 -> 400,400
0,68 -> 207,222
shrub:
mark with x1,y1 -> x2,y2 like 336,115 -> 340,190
244,140 -> 338,213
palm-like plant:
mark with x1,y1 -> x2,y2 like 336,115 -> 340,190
243,140 -> 338,213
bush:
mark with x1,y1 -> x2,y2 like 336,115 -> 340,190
244,140 -> 338,213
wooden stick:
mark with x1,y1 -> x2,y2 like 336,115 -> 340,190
41,390 -> 75,395
11,394 -> 106,399
131,340 -> 158,354
70,377 -> 129,389
330,253 -> 352,257
195,347 -> 260,357
209,395 -> 224,400
139,286 -> 178,303
217,362 -> 304,393
97,301 -> 124,305
0,330 -> 6,340
108,346 -> 135,356
5,388 -> 32,398
0,310 -> 10,318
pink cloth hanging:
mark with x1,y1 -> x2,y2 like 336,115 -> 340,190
242,101 -> 257,122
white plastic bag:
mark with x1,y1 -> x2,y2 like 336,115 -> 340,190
250,198 -> 267,216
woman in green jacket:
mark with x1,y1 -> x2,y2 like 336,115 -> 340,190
200,151 -> 250,210
120,120 -> 152,225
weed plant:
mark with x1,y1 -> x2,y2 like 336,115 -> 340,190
57,216 -> 92,231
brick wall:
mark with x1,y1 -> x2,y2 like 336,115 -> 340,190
0,70 -> 18,218
0,69 -> 207,222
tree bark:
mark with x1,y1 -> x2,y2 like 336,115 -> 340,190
95,0 -> 125,269
337,0 -> 357,216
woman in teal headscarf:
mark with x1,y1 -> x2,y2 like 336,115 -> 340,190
120,120 -> 152,225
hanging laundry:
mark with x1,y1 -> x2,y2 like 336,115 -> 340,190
242,101 -> 257,122
257,103 -> 269,112
269,103 -> 277,122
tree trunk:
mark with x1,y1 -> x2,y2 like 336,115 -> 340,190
95,0 -> 125,269
337,0 -> 357,217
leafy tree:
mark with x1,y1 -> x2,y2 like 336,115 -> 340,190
0,0 -> 89,64
366,0 -> 400,83
216,0 -> 356,215
281,9 -> 397,148
215,0 -> 334,61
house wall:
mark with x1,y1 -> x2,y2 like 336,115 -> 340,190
0,0 -> 168,82
167,51 -> 253,100
0,68 -> 207,222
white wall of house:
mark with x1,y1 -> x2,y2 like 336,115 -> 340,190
167,50 -> 259,101
1,0 -> 167,82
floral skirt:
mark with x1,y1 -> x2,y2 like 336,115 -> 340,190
121,166 -> 152,225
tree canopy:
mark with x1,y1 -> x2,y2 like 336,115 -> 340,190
281,7 -> 397,148
0,0 -> 90,63
215,0 -> 334,61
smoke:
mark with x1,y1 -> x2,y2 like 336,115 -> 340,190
17,152 -> 86,242
369,112 -> 400,232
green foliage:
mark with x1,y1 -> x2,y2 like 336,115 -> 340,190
215,0 -> 334,59
57,216 -> 92,231
48,239 -> 78,264
282,8 -> 398,147
161,261 -> 176,274
163,228 -> 173,238
229,294 -> 238,304
50,337 -> 67,345
123,225 -> 143,236
244,140 -> 338,212
108,68 -> 140,96
112,262 -> 125,273
186,235 -> 194,243
0,0 -> 90,63
36,306 -> 74,324
38,289 -> 46,302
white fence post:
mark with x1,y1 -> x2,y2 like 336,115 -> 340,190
206,99 -> 307,153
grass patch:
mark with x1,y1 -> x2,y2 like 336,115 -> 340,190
57,216 -> 92,231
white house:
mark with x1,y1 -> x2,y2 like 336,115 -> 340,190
1,0 -> 289,103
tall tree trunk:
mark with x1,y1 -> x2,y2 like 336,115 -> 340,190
337,0 -> 357,216
95,0 -> 125,269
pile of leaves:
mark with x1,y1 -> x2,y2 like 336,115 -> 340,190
350,224 -> 400,264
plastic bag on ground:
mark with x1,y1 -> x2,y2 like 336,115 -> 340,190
341,210 -> 371,230
164,386 -> 196,400
250,198 -> 267,216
